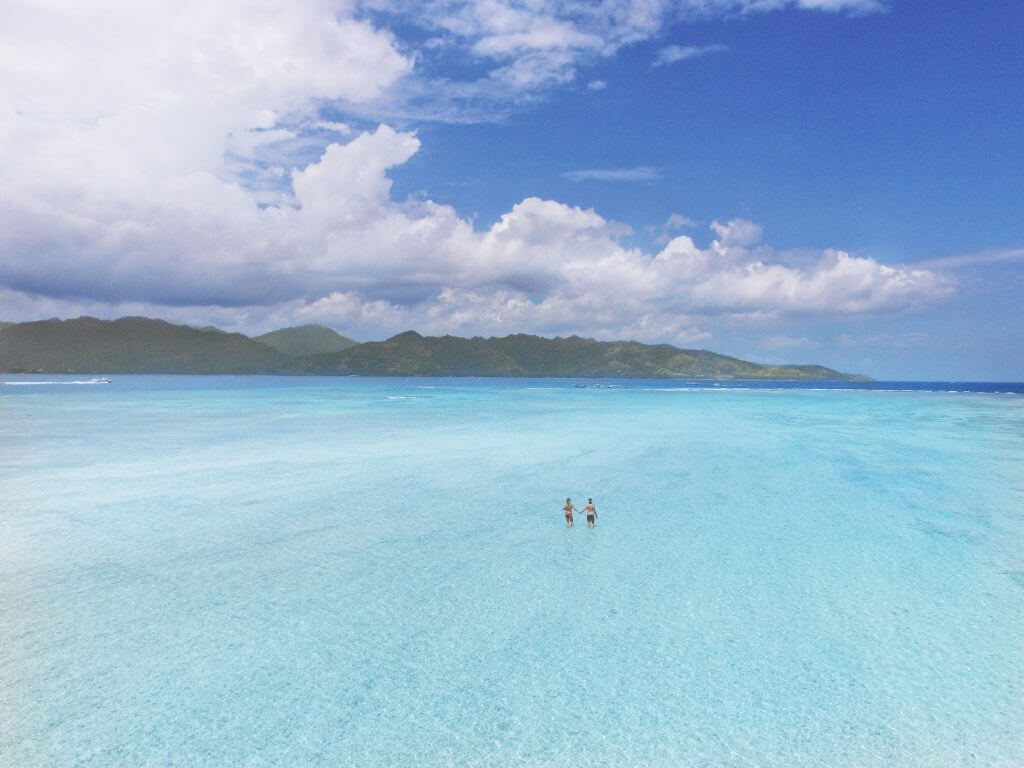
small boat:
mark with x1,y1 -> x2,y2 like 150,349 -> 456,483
92,378 -> 112,384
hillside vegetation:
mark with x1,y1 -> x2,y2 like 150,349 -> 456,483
254,325 -> 358,357
0,317 -> 868,380
0,317 -> 291,374
302,331 -> 867,380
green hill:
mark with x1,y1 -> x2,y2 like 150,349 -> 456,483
254,324 -> 358,357
0,318 -> 868,379
0,317 -> 292,374
300,331 -> 868,380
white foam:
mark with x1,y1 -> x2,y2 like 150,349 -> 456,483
2,379 -> 110,386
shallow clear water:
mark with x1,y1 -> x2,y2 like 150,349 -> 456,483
2,376 -> 1023,767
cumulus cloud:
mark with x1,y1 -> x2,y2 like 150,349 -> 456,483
710,218 -> 764,248
649,229 -> 950,315
587,80 -> 608,90
652,213 -> 701,245
1,1 -> 411,181
1,0 -> 931,346
0,0 -> 890,133
0,120 -> 953,341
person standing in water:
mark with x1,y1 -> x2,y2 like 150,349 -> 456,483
584,498 -> 597,528
563,498 -> 576,527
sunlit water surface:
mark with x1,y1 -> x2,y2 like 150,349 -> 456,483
2,376 -> 1022,767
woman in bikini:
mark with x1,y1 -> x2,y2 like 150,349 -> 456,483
584,498 -> 597,527
563,498 -> 576,527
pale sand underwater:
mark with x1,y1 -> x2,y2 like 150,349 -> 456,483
2,376 -> 1022,766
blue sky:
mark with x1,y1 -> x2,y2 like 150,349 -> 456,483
397,2 -> 1023,257
2,0 -> 1022,379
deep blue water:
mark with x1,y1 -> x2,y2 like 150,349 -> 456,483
2,375 -> 1022,766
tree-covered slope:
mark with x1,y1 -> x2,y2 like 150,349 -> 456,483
302,331 -> 868,380
254,325 -> 358,357
0,318 -> 868,379
0,317 -> 292,374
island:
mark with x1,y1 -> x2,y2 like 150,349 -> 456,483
0,316 -> 869,380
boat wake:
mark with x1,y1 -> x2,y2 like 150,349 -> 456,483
2,378 -> 111,386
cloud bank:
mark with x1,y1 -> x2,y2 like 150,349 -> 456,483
1,0 -> 936,345
0,118 -> 950,340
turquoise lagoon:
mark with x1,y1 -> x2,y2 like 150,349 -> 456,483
2,376 -> 1022,766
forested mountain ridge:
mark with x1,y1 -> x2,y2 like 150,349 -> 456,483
0,318 -> 868,380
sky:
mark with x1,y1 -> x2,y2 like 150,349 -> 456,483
1,0 -> 1022,380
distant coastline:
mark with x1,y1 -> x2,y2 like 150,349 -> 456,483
0,316 -> 870,381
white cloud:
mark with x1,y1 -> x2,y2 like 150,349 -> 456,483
366,0 -> 885,119
710,218 -> 764,248
0,0 -> 929,346
913,247 -> 1024,270
0,0 -> 891,143
0,121 -> 953,341
652,213 -> 702,245
563,166 -> 663,182
794,0 -> 886,15
650,229 -> 951,315
2,1 -> 411,173
652,43 -> 728,68
311,120 -> 354,135
587,80 -> 608,90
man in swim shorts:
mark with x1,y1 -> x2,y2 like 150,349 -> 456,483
563,498 -> 576,527
584,498 -> 597,527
